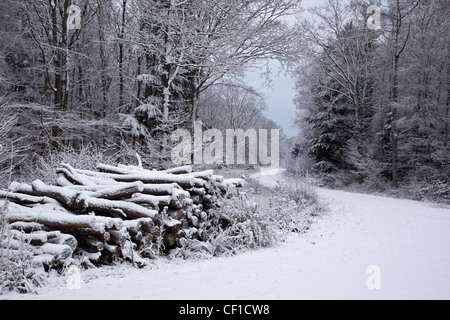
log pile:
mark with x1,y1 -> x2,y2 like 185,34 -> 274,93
0,161 -> 245,269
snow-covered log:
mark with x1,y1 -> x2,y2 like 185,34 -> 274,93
30,180 -> 158,220
9,221 -> 44,233
89,182 -> 144,200
76,235 -> 104,253
47,232 -> 78,251
130,194 -> 172,207
37,243 -> 73,263
7,203 -> 104,230
0,190 -> 56,206
9,230 -> 48,246
56,163 -> 97,186
162,166 -> 193,175
7,182 -> 34,195
2,161 -> 245,269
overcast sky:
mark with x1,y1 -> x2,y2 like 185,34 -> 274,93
244,0 -> 330,138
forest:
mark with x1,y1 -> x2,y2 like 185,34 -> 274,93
0,0 -> 449,296
291,0 -> 449,202
0,0 -> 448,202
0,0 -> 294,186
0,0 -> 305,294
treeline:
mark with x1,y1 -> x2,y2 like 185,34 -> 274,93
0,0 -> 297,183
292,0 -> 449,201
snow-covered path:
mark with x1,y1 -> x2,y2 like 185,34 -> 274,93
8,187 -> 450,300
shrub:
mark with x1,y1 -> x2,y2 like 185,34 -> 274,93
171,174 -> 325,259
0,201 -> 46,295
18,142 -> 120,184
0,111 -> 20,187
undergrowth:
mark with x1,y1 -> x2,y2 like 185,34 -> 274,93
169,173 -> 325,259
0,201 -> 46,295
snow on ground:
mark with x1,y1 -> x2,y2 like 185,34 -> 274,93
3,171 -> 450,300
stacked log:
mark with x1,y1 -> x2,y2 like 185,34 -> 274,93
0,162 -> 245,269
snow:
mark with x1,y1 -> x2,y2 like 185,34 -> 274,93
9,230 -> 48,244
90,182 -> 145,199
7,202 -> 100,228
131,194 -> 172,206
162,217 -> 182,228
222,178 -> 245,187
249,169 -> 286,188
36,243 -> 72,260
3,174 -> 450,300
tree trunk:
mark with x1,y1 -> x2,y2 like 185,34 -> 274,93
118,0 -> 127,107
391,54 -> 400,189
445,66 -> 450,163
97,1 -> 109,147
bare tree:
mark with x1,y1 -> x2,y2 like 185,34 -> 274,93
199,83 -> 268,131
381,0 -> 421,188
128,0 -> 299,160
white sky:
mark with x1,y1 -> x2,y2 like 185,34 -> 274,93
244,0 -> 331,138
245,63 -> 298,137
